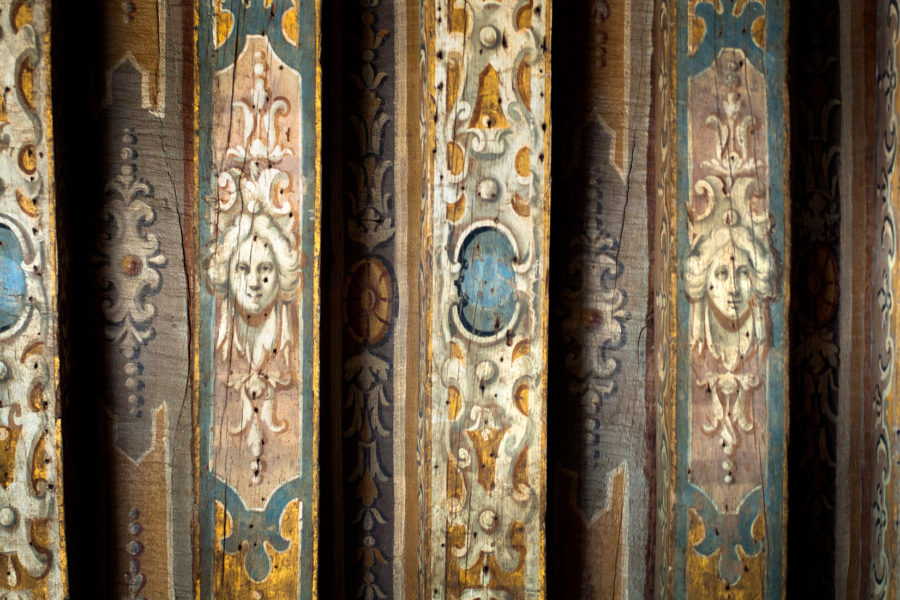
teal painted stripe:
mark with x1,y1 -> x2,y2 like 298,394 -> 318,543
197,1 -> 317,597
673,1 -> 786,597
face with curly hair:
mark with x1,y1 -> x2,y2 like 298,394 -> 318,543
707,242 -> 753,322
230,236 -> 279,317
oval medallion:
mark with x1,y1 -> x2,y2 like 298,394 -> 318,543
0,225 -> 26,332
345,257 -> 394,345
455,226 -> 517,337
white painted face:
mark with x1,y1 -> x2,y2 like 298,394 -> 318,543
707,243 -> 752,321
230,236 -> 278,316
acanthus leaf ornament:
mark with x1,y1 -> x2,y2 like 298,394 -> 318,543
206,48 -> 303,485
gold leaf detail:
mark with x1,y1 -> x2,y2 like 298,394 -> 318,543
447,142 -> 465,175
11,0 -> 32,33
449,0 -> 467,34
511,193 -> 530,217
448,386 -> 461,420
515,147 -> 530,177
31,431 -> 47,494
512,340 -> 530,362
513,445 -> 528,490
751,15 -> 766,49
28,381 -> 43,413
213,2 -> 234,49
447,57 -> 461,112
447,453 -> 466,503
282,1 -> 299,46
516,0 -> 533,30
17,61 -> 34,111
467,427 -> 506,491
0,423 -> 20,489
16,189 -> 38,218
20,342 -> 43,364
469,65 -> 509,130
517,61 -> 531,111
18,144 -> 36,174
447,193 -> 466,222
514,383 -> 529,416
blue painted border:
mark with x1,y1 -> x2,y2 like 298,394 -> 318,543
673,1 -> 785,597
197,1 -> 317,597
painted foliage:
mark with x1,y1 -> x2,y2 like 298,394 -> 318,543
548,0 -> 654,598
870,1 -> 900,597
196,1 -> 319,597
0,0 -> 67,596
94,0 -> 194,596
420,0 -> 550,598
656,0 -> 788,597
333,0 -> 419,598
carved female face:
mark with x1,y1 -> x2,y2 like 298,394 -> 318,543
707,242 -> 753,322
230,236 -> 278,316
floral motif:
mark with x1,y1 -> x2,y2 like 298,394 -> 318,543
98,129 -> 167,419
206,50 -> 302,483
685,61 -> 775,477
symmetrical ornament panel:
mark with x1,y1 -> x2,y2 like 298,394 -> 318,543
421,1 -> 549,598
656,0 -> 788,597
0,0 -> 67,596
333,0 -> 421,596
870,0 -> 900,596
197,1 -> 319,596
91,0 -> 194,595
548,0 -> 655,597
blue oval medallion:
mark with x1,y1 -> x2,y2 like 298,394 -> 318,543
0,224 -> 26,332
455,226 -> 517,337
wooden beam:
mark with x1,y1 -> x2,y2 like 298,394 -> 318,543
0,0 -> 68,595
419,1 -> 550,598
867,1 -> 900,597
324,0 -> 422,597
547,0 -> 655,597
653,0 -> 789,597
92,0 -> 194,596
194,1 -> 320,596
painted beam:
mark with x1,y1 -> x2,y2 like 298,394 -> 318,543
419,1 -> 550,598
0,0 -> 68,596
548,0 -> 655,598
653,0 -> 789,597
195,1 -> 319,597
94,0 -> 194,596
325,0 -> 421,598
868,1 -> 900,597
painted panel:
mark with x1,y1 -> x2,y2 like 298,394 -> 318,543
93,1 -> 194,596
420,1 -> 550,598
328,0 -> 421,597
788,0 -> 842,596
656,0 -> 789,597
548,0 -> 654,598
0,0 -> 67,596
869,1 -> 899,597
196,1 -> 319,597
